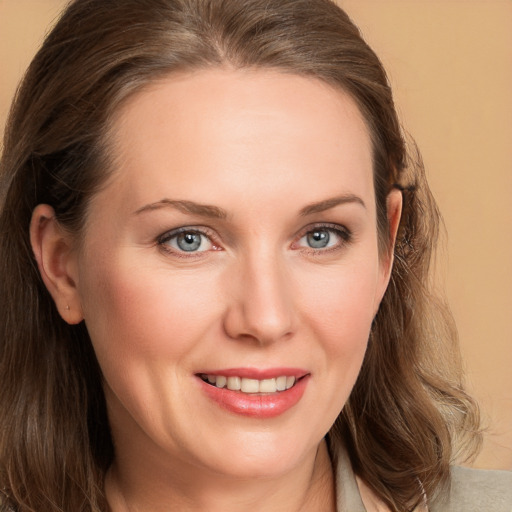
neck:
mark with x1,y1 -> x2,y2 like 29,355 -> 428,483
106,439 -> 335,512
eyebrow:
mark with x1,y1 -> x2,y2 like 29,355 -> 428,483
135,193 -> 365,219
299,194 -> 366,216
134,199 -> 228,219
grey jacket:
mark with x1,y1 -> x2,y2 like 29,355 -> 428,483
335,446 -> 512,511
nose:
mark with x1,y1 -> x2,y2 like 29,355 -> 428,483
222,252 -> 296,345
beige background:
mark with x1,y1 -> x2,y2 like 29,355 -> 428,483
1,0 -> 511,470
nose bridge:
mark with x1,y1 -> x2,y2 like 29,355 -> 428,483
223,245 -> 296,344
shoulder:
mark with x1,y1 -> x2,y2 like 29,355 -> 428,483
429,466 -> 512,512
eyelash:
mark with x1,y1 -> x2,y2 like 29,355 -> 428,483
157,226 -> 219,258
294,223 -> 352,254
157,223 -> 352,258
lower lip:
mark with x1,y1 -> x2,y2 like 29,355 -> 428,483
198,376 -> 309,418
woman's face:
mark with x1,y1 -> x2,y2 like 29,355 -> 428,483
73,69 -> 396,479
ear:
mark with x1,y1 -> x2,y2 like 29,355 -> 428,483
383,187 -> 403,271
30,204 -> 84,324
374,188 -> 403,309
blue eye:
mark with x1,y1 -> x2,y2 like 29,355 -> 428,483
307,229 -> 331,248
161,230 -> 213,253
297,226 -> 350,250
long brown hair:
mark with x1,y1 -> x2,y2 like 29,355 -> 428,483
0,1 -> 480,510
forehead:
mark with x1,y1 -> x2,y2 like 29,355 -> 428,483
94,68 -> 374,222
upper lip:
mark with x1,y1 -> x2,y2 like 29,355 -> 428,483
196,367 -> 309,379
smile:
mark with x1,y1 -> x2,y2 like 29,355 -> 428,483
200,374 -> 297,394
197,369 -> 309,418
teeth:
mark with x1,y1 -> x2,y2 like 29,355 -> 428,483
202,374 -> 298,393
227,376 -> 241,391
259,378 -> 277,393
276,376 -> 287,391
215,375 -> 227,388
241,378 -> 260,393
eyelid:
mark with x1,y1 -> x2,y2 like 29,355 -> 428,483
157,225 -> 222,256
292,222 -> 352,251
156,222 -> 352,257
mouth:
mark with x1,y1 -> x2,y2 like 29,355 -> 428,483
198,374 -> 299,394
196,369 -> 310,417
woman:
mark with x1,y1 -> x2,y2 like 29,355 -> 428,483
0,0 -> 510,510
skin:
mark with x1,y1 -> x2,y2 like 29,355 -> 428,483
31,68 -> 401,512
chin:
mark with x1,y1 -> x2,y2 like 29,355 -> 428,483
189,430 -> 319,480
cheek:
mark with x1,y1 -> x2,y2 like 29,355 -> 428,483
77,255 -> 227,437
300,259 -> 379,335
78,254 -> 221,374
296,256 -> 380,379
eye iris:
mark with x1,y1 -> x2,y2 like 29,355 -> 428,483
177,232 -> 202,251
307,230 -> 330,248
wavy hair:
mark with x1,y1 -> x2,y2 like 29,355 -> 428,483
0,0 -> 480,510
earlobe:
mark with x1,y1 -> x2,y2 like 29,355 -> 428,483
30,204 -> 83,324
